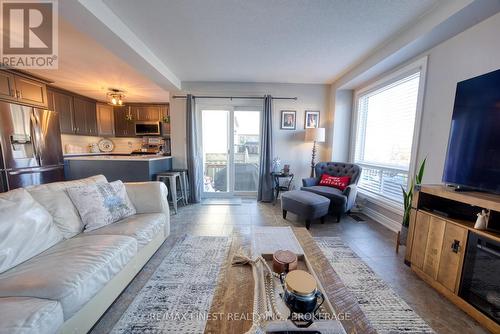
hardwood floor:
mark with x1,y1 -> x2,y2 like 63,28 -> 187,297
91,200 -> 488,334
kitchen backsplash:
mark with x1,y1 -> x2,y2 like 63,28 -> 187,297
61,134 -> 143,154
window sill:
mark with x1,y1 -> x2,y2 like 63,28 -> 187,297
357,189 -> 404,216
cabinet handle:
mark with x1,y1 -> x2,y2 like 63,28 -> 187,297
18,91 -> 22,99
451,240 -> 461,253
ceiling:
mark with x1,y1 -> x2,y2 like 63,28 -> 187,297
103,0 -> 440,84
31,19 -> 170,102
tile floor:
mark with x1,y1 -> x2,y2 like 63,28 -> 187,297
92,200 -> 488,334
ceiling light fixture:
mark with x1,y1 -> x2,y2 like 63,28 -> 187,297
107,88 -> 126,106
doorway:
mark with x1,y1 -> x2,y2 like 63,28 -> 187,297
201,106 -> 261,197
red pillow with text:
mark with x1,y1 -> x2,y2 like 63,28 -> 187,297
318,174 -> 351,191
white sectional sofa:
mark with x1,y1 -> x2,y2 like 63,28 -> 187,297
0,175 -> 170,334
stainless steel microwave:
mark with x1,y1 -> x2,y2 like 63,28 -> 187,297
135,122 -> 161,136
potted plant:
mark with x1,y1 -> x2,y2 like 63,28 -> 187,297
400,158 -> 426,245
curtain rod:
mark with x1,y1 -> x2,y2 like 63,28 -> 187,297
172,95 -> 297,100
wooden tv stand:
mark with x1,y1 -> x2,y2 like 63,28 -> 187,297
405,185 -> 500,333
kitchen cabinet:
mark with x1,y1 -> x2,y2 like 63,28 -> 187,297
410,211 -> 430,270
50,88 -> 97,136
437,223 -> 468,293
73,97 -> 97,136
0,71 -> 16,100
134,105 -> 163,121
52,89 -> 74,134
14,76 -> 48,107
97,103 -> 115,136
72,97 -> 87,135
0,70 -> 48,107
47,89 -> 55,111
114,106 -> 135,137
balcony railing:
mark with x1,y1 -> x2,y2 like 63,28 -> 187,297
357,163 -> 408,203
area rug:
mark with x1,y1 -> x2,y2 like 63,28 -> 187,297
110,235 -> 230,333
111,234 -> 433,334
315,237 -> 435,334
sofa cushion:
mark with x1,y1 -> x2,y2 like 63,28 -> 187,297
67,181 -> 136,232
0,297 -> 63,334
0,235 -> 137,319
0,189 -> 63,274
301,186 -> 348,209
28,175 -> 108,238
83,213 -> 167,248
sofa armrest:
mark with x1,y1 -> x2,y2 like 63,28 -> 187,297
124,182 -> 170,216
343,184 -> 358,211
302,177 -> 320,187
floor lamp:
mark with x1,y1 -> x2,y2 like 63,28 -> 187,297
305,128 -> 325,177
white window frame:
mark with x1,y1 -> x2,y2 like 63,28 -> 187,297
350,57 -> 428,211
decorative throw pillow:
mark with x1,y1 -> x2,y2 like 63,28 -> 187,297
0,188 -> 63,274
67,181 -> 136,232
318,174 -> 351,191
28,175 -> 108,238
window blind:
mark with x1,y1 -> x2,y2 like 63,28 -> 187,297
354,71 -> 420,203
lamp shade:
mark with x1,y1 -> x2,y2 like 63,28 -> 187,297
305,128 -> 325,142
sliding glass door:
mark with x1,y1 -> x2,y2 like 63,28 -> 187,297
201,106 -> 261,197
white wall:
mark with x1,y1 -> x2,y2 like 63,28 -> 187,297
330,89 -> 353,162
170,82 -> 330,188
416,12 -> 500,183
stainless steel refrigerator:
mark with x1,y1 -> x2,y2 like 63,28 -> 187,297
0,102 -> 64,192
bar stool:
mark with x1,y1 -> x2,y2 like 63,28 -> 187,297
156,172 -> 185,214
167,169 -> 189,205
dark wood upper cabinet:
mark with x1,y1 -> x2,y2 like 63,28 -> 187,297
72,97 -> 87,135
73,97 -> 97,136
86,102 -> 98,136
134,105 -> 163,121
51,89 -> 74,134
0,70 -> 48,107
46,89 -> 55,111
97,103 -> 115,136
0,72 -> 16,100
14,76 -> 47,107
114,106 -> 135,137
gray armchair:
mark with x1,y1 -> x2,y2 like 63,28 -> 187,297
301,162 -> 361,222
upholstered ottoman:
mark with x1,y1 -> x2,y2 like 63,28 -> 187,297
281,190 -> 330,229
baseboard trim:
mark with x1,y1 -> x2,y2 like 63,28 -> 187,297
362,206 -> 401,232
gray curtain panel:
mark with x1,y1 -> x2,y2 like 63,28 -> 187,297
257,95 -> 274,202
186,94 -> 203,203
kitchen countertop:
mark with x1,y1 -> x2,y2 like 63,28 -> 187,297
63,152 -> 132,157
64,155 -> 172,162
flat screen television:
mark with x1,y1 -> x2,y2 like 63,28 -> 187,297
443,68 -> 500,193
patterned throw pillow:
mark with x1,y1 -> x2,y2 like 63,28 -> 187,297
67,181 -> 136,232
318,174 -> 351,191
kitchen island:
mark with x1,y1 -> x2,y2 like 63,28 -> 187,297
64,155 -> 172,182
